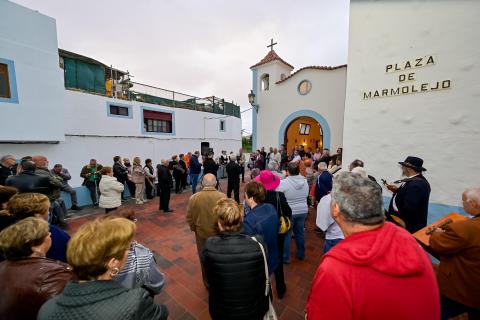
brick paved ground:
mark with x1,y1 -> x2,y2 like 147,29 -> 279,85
66,177 -> 324,320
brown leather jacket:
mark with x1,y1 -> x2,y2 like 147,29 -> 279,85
0,257 -> 76,320
429,215 -> 480,309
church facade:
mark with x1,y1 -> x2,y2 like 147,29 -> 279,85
250,48 -> 346,153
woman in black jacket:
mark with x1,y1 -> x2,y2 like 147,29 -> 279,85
202,198 -> 269,320
255,170 -> 292,299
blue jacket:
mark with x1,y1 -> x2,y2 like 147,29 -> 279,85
315,171 -> 333,202
243,203 -> 279,275
189,155 -> 202,174
47,225 -> 70,262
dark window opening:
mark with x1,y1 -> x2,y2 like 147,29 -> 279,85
109,105 -> 129,116
0,63 -> 11,99
220,120 -> 226,131
143,110 -> 173,133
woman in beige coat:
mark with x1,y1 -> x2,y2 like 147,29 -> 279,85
132,157 -> 146,204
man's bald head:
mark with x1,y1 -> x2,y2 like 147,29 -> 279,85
462,187 -> 480,215
202,174 -> 217,188
32,155 -> 48,168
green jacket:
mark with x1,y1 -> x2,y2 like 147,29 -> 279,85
37,280 -> 168,320
34,167 -> 63,201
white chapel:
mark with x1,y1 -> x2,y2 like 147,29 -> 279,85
249,42 -> 347,153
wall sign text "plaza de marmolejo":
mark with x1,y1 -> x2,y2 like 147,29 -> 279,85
362,55 -> 451,100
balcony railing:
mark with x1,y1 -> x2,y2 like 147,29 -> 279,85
129,82 -> 241,118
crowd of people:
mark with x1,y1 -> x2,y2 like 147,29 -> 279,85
0,145 -> 479,319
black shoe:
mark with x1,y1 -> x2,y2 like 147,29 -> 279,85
277,287 -> 287,300
163,209 -> 174,213
70,205 -> 82,211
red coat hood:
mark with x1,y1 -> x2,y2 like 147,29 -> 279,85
326,222 -> 428,277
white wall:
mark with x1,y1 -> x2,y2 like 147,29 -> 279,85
255,64 -> 346,151
0,1 -> 65,141
343,0 -> 480,207
64,90 -> 242,141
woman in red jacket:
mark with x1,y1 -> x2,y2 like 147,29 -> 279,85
306,172 -> 440,320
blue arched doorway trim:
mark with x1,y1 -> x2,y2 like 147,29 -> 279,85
278,109 -> 331,150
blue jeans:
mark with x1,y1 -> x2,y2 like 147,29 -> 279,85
190,173 -> 199,194
283,213 -> 307,262
323,238 -> 343,254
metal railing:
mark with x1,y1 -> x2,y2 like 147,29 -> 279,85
129,81 -> 241,118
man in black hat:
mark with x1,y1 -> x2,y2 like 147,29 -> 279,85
386,156 -> 431,233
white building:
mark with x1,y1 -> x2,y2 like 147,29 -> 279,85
343,0 -> 480,218
249,47 -> 346,153
0,1 -> 242,205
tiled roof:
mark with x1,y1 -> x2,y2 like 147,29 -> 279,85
275,64 -> 347,84
250,50 -> 294,70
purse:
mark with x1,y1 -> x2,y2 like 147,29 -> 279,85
276,192 -> 291,234
251,237 -> 278,320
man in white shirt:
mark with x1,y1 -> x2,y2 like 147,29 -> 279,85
316,194 -> 344,253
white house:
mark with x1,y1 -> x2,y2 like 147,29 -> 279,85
343,0 -> 480,218
249,47 -> 346,154
0,1 -> 242,205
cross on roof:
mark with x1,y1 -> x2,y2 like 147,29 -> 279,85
267,38 -> 277,51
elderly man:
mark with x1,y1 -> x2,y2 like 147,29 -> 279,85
157,159 -> 173,213
307,172 -> 440,319
32,156 -> 63,202
186,173 -> 226,288
80,159 -> 103,206
429,187 -> 480,319
315,162 -> 332,203
0,155 -> 16,185
51,164 -> 81,211
386,156 -> 431,233
5,160 -> 50,194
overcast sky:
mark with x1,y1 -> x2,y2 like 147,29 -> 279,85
13,0 -> 349,135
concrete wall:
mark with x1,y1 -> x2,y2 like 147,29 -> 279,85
0,1 -> 65,141
254,64 -> 346,152
343,0 -> 480,213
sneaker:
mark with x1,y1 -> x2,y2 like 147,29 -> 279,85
70,205 -> 82,211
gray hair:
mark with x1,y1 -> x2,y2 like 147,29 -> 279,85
267,160 -> 279,171
202,173 -> 217,187
331,172 -> 385,225
251,168 -> 260,179
0,155 -> 15,162
318,162 -> 327,170
351,166 -> 367,178
229,154 -> 237,161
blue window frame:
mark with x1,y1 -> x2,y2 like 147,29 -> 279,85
0,58 -> 19,104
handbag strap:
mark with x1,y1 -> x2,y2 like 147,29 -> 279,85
251,236 -> 269,297
275,192 -> 284,218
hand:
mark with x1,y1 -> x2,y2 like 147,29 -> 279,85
386,184 -> 398,193
433,228 -> 445,233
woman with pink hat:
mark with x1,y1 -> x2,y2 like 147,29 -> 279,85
255,170 -> 292,299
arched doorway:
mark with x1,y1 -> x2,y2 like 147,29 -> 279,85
278,109 -> 331,152
284,116 -> 323,154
